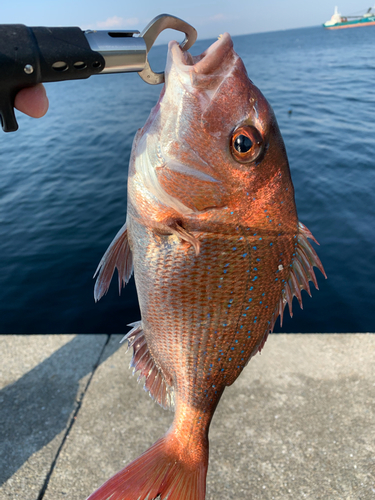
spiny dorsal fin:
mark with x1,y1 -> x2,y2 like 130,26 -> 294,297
269,221 -> 327,333
94,222 -> 133,302
121,322 -> 175,411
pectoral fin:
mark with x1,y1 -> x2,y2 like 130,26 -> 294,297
169,221 -> 201,256
94,222 -> 133,302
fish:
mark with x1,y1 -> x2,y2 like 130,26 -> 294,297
89,32 -> 326,500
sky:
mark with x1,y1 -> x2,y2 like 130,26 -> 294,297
2,1 -> 373,42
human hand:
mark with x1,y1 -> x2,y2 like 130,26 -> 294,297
14,84 -> 49,118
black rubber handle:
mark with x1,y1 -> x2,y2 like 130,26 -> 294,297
0,25 -> 105,131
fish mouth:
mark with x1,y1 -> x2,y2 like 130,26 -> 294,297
169,32 -> 234,75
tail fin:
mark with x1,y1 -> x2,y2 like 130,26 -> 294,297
87,434 -> 207,500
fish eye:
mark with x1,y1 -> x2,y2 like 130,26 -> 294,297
234,134 -> 252,153
230,126 -> 263,163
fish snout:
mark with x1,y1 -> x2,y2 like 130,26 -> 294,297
167,32 -> 236,79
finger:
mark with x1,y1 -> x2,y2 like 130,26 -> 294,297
14,84 -> 49,118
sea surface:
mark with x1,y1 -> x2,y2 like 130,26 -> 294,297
0,25 -> 374,334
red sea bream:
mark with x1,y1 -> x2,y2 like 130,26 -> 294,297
89,32 -> 326,500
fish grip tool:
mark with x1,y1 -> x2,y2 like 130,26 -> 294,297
0,14 -> 197,132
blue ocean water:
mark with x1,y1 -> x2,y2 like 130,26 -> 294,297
0,26 -> 374,334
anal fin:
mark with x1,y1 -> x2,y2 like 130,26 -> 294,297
122,322 -> 175,411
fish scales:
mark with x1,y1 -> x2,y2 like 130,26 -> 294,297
90,32 -> 326,500
131,220 -> 290,391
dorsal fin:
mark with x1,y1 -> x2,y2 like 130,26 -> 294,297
94,222 -> 133,302
122,322 -> 175,411
270,221 -> 327,333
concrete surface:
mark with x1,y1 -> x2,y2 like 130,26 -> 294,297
1,333 -> 374,500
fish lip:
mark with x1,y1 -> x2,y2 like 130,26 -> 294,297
169,32 -> 233,75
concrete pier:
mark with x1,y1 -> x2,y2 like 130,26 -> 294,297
1,333 -> 374,499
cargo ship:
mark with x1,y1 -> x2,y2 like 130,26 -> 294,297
323,6 -> 375,29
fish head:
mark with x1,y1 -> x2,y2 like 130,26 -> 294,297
132,33 -> 297,231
